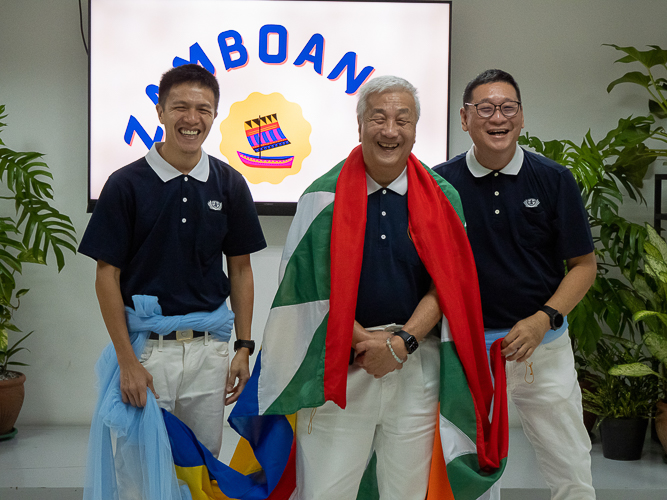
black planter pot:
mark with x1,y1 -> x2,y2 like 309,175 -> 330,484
600,417 -> 648,461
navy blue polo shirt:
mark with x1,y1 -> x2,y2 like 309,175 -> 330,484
79,145 -> 267,316
355,169 -> 432,328
434,147 -> 593,329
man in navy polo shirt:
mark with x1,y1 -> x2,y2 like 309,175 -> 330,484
290,76 -> 444,499
434,69 -> 597,499
79,64 -> 266,462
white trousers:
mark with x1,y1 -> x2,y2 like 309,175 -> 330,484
508,331 -> 595,500
140,336 -> 230,457
295,335 -> 440,500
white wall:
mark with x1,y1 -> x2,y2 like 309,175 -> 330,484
1,0 -> 666,426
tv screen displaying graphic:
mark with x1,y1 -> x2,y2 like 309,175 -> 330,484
89,0 -> 451,214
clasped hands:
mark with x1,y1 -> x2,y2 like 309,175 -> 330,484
354,330 -> 407,378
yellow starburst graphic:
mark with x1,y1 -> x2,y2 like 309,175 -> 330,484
220,93 -> 312,185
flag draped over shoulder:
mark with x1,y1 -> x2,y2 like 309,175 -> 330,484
229,145 -> 508,500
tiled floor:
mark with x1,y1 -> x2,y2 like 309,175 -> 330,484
0,425 -> 665,499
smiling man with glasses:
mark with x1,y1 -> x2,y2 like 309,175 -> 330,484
434,69 -> 597,500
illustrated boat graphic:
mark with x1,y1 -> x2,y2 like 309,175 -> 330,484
237,113 -> 294,168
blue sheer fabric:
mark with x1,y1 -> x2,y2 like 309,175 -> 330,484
83,295 -> 235,500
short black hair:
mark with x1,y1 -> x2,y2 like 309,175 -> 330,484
158,64 -> 220,111
462,69 -> 521,106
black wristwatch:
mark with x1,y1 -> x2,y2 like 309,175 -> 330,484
394,330 -> 419,354
234,339 -> 256,355
540,305 -> 564,331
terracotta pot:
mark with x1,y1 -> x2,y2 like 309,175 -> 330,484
656,401 -> 667,456
0,371 -> 26,435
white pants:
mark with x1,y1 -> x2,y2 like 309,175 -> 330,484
295,335 -> 440,500
508,332 -> 595,500
140,336 -> 230,457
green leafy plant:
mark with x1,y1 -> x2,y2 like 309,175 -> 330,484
582,335 -> 665,420
0,104 -> 77,379
606,44 -> 667,124
0,331 -> 32,374
613,224 -> 667,396
579,224 -> 667,421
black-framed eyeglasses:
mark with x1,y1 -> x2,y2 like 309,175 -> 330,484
465,101 -> 522,118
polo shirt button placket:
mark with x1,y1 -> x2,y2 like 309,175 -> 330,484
492,174 -> 500,216
181,176 -> 190,227
379,190 -> 389,246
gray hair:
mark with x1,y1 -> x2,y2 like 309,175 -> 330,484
356,75 -> 420,122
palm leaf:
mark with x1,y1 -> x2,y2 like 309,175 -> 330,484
0,105 -> 77,371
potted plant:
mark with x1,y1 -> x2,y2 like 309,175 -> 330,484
581,335 -> 665,460
0,104 -> 77,439
0,330 -> 32,440
619,223 -> 667,456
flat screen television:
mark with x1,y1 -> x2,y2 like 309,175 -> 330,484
89,0 -> 451,215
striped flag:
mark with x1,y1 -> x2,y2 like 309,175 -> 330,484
162,409 -> 295,500
227,145 -> 508,499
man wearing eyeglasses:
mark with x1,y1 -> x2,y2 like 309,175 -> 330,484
434,69 -> 597,500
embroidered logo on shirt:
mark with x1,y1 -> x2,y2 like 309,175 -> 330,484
207,200 -> 223,211
523,198 -> 540,208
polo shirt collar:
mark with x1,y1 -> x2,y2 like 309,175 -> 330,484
466,143 -> 524,178
366,167 -> 408,196
145,143 -> 210,182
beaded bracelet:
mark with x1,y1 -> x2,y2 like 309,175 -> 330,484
386,337 -> 406,364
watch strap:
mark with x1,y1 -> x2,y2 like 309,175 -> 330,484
234,339 -> 255,355
394,330 -> 419,354
540,305 -> 563,330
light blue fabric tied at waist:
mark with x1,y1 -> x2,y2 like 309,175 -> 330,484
484,316 -> 569,352
125,294 -> 235,341
83,295 -> 234,500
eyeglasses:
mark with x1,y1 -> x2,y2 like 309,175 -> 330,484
465,101 -> 522,118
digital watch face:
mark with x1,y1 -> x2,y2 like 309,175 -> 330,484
89,0 -> 452,214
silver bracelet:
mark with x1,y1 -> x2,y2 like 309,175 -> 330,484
386,337 -> 406,364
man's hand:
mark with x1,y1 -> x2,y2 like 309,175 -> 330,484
96,260 -> 159,407
355,333 -> 405,378
118,357 -> 158,407
226,349 -> 250,405
501,311 -> 550,362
